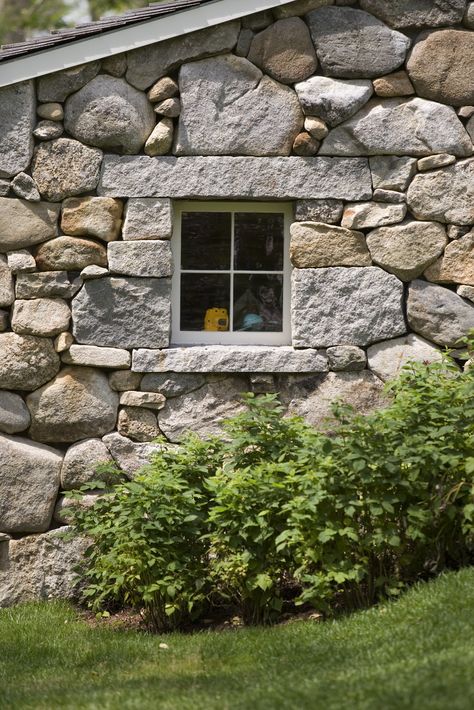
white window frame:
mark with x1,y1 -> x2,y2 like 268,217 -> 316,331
171,201 -> 293,346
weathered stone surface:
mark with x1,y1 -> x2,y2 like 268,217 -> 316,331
15,271 -> 79,300
293,132 -> 320,156
320,98 -> 472,157
406,158 -> 474,225
407,280 -> 474,347
37,103 -> 63,121
274,0 -> 333,18
99,156 -> 373,201
360,0 -> 467,28
367,221 -> 447,281
292,267 -> 406,347
342,202 -> 406,229
38,62 -> 100,102
54,332 -> 74,353
81,265 -> 109,280
448,225 -> 471,241
0,256 -> 14,308
133,346 -> 328,373
0,197 -> 59,252
459,105 -> 474,119
144,119 -> 174,157
61,344 -> 131,369
102,431 -> 164,477
11,298 -> 71,337
0,435 -> 62,533
122,198 -> 173,240
32,139 -> 103,202
0,81 -> 35,179
176,55 -> 303,157
54,492 -> 102,525
102,54 -> 127,77
141,373 -> 205,397
72,277 -> 171,349
0,334 -> 60,391
326,345 -> 366,371
407,30 -> 474,107
158,377 -> 247,442
295,76 -> 373,126
64,76 -> 155,155
290,222 -> 371,267
373,70 -> 414,98
307,7 -> 410,79
108,241 -> 172,278
458,284 -> 474,302
424,233 -> 474,286
11,173 -> 40,202
373,189 -> 406,204
370,155 -> 417,191
33,121 -> 64,141
465,2 -> 474,27
0,180 -> 9,197
467,115 -> 474,145
154,98 -> 181,118
236,28 -> 254,57
417,154 -> 457,172
0,311 -> 8,331
35,236 -> 107,271
119,391 -> 165,409
295,199 -> 343,224
247,17 -> 317,84
0,528 -> 87,607
367,334 -> 443,382
61,197 -> 123,242
147,77 -> 179,103
61,438 -> 115,490
109,370 -> 143,392
27,366 -> 119,443
0,392 -> 30,434
304,116 -> 329,140
118,407 -> 159,443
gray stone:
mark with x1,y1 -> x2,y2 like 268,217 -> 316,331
154,98 -> 181,118
304,117 -> 329,141
117,407 -> 160,443
407,279 -> 474,346
31,139 -> 103,202
424,233 -> 474,286
373,71 -> 415,98
37,103 -> 63,121
6,250 -> 36,274
327,345 -> 366,371
0,311 -> 8,332
37,61 -> 101,102
448,225 -> 471,241
11,299 -> 71,337
250,374 -> 276,394
367,221 -> 447,281
27,366 -> 119,443
0,333 -> 60,391
102,431 -> 165,477
61,344 -> 131,369
141,373 -> 205,397
147,77 -> 179,103
459,105 -> 474,119
72,277 -> 171,349
109,370 -> 143,392
295,199 -> 343,224
0,81 -> 35,179
98,156 -> 373,201
122,198 -> 173,240
342,202 -> 407,229
0,197 -> 59,252
320,98 -> 472,157
290,222 -> 371,268
367,334 -> 444,382
80,265 -> 109,280
15,272 -> 79,300
33,121 -> 64,141
0,434 -> 62,533
373,189 -> 407,204
126,22 -> 240,90
0,392 -> 30,434
175,55 -> 303,157
61,197 -> 123,242
102,53 -> 127,77
417,154 -> 457,172
360,0 -> 467,28
133,346 -> 328,373
458,285 -> 474,302
295,76 -> 373,126
247,18 -> 317,85
144,119 -> 174,157
307,7 -> 410,79
0,256 -> 14,308
467,115 -> 474,145
64,76 -> 155,155
407,158 -> 474,225
292,267 -> 406,347
61,438 -> 115,490
235,28 -> 254,57
273,0 -> 336,19
293,132 -> 320,157
35,236 -> 107,271
369,155 -> 418,191
11,173 -> 40,202
0,180 -> 9,197
119,391 -> 166,409
54,332 -> 74,353
108,240 -> 172,279
54,492 -> 102,525
465,2 -> 474,27
407,30 -> 474,107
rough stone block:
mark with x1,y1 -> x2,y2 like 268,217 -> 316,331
369,156 -> 417,191
360,0 -> 467,29
341,202 -> 406,229
61,438 -> 115,490
6,250 -> 36,274
0,392 -> 30,434
0,81 -> 35,179
32,138 -> 103,202
61,344 -> 131,369
15,272 -> 79,300
0,333 -> 60,391
61,197 -> 123,242
118,407 -> 160,443
327,345 -> 367,371
290,222 -> 371,267
0,256 -> 14,308
295,199 -> 343,224
367,334 -> 443,382
122,198 -> 173,240
108,241 -> 172,278
0,197 -> 59,252
407,280 -> 474,347
407,159 -> 474,225
424,233 -> 474,286
102,432 -> 165,478
11,298 -> 71,337
295,76 -> 373,126
140,373 -> 205,397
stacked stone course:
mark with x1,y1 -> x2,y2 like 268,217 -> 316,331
1,0 -> 474,605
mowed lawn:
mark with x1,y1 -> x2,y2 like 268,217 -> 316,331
1,568 -> 474,710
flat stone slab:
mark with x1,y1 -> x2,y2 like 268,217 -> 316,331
98,156 -> 372,201
132,346 -> 329,373
61,344 -> 131,369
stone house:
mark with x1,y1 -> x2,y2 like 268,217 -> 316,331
0,0 -> 474,605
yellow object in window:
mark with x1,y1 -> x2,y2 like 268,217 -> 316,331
204,308 -> 229,331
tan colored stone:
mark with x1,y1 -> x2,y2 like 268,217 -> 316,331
144,119 -> 174,157
37,103 -> 63,121
11,298 -> 71,337
147,77 -> 179,103
35,236 -> 107,271
417,154 -> 456,172
342,202 -> 406,229
118,407 -> 160,443
0,333 -> 60,391
32,138 -> 102,202
61,197 -> 123,242
425,233 -> 474,286
154,98 -> 180,118
304,117 -> 329,140
0,255 -> 14,308
54,332 -> 74,353
0,197 -> 59,252
290,221 -> 371,268
373,70 -> 414,98
119,391 -> 166,410
293,132 -> 320,156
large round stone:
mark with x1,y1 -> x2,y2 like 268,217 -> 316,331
0,333 -> 60,391
0,392 -> 30,434
32,138 -> 103,202
35,236 -> 107,271
64,76 -> 155,155
424,233 -> 474,286
60,438 -> 115,490
407,280 -> 474,347
406,158 -> 474,225
27,366 -> 119,443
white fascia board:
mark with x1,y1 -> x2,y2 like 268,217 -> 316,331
0,0 -> 291,88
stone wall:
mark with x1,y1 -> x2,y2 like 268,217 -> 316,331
1,0 -> 474,605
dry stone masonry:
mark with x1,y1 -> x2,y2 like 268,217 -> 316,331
1,0 -> 474,606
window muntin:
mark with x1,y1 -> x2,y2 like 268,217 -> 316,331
172,202 -> 292,345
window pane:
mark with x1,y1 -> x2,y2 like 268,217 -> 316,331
180,273 -> 230,331
181,212 -> 232,270
233,274 -> 283,332
234,213 -> 284,271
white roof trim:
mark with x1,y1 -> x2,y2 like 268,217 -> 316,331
0,0 -> 292,88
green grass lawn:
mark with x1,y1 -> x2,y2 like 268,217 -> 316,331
1,568 -> 474,710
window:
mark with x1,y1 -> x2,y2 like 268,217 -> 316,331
171,202 -> 292,345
